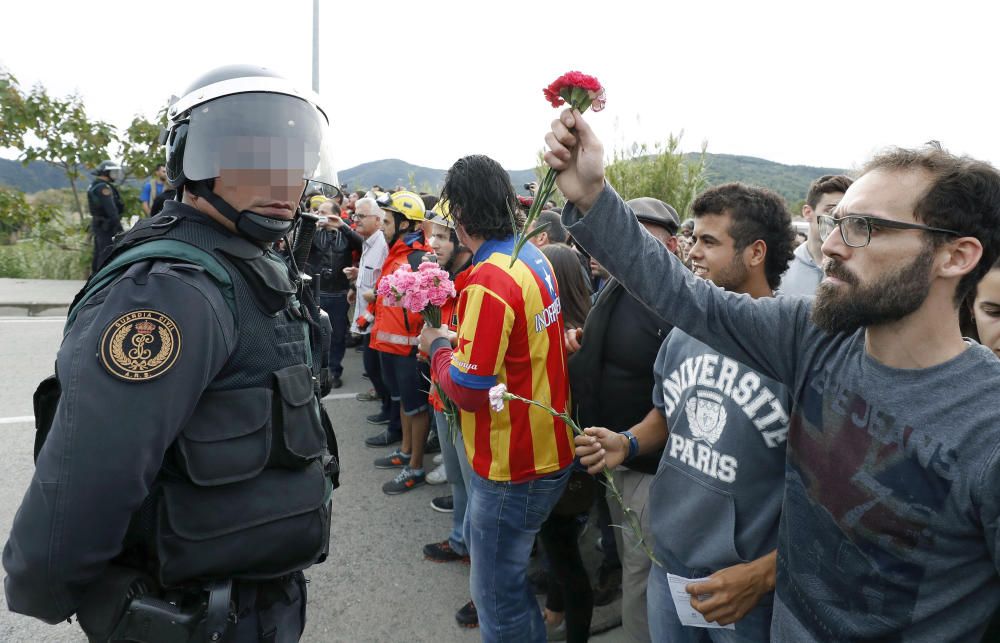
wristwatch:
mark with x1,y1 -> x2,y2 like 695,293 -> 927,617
622,430 -> 639,463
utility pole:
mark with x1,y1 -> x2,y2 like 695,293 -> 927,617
312,0 -> 319,93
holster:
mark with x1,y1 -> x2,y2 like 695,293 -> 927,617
78,566 -> 233,643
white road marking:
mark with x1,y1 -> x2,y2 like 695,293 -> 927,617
0,317 -> 66,323
0,416 -> 33,425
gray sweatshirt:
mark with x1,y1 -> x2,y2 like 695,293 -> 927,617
779,241 -> 823,297
650,330 -> 789,571
564,184 -> 1000,642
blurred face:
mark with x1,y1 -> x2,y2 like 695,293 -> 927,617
382,210 -> 397,243
803,192 -> 843,240
348,192 -> 359,206
428,223 -> 456,266
211,168 -> 304,221
973,268 -> 1000,357
812,169 -> 937,333
316,202 -> 336,228
354,203 -> 382,237
154,166 -> 167,182
687,212 -> 749,292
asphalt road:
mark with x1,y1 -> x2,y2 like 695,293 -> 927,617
0,317 -> 627,642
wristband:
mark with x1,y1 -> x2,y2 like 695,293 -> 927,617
622,430 -> 639,463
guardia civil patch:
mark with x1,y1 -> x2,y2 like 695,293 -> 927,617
99,310 -> 181,381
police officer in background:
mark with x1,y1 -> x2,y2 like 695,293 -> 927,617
3,65 -> 340,642
87,160 -> 125,273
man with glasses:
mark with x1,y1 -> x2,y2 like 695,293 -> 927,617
546,107 -> 1000,641
780,174 -> 853,296
350,196 -> 391,418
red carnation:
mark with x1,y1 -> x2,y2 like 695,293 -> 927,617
509,71 -> 607,266
543,71 -> 606,112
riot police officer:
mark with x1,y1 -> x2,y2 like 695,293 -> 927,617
87,160 -> 125,273
3,65 -> 340,642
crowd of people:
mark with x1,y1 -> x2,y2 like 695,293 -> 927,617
297,119 -> 1000,642
11,64 -> 1000,643
284,122 -> 995,643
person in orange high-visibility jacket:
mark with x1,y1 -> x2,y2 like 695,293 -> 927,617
367,190 -> 435,495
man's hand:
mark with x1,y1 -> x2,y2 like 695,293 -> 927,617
574,427 -> 628,475
564,328 -> 584,354
347,290 -> 356,305
362,290 -> 376,303
544,109 -> 606,212
343,266 -> 359,281
327,215 -> 345,229
686,551 -> 777,626
419,324 -> 451,356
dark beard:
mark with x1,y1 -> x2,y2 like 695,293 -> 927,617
811,247 -> 935,334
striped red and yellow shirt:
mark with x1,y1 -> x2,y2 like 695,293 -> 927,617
450,237 -> 573,482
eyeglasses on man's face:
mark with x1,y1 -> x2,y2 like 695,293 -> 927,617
816,213 -> 961,248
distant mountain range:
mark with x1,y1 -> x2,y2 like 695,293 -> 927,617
1,154 -> 847,206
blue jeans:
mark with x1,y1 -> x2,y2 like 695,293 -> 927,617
465,466 -> 572,643
647,547 -> 774,642
435,410 -> 471,556
319,292 -> 348,377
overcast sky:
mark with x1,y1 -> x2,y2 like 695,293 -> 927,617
3,0 -> 999,177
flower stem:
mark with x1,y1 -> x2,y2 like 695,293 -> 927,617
501,392 -> 662,567
509,166 -> 559,266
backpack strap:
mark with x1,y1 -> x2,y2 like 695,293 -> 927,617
65,239 -> 235,332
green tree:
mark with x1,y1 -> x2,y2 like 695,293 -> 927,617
605,134 -> 708,218
0,67 -> 117,220
0,186 -> 61,242
119,109 -> 168,183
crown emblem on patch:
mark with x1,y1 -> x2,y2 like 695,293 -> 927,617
99,310 -> 182,382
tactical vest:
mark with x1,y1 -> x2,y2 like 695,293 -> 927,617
87,179 -> 124,219
52,201 -> 339,589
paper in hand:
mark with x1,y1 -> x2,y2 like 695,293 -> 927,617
666,573 -> 736,630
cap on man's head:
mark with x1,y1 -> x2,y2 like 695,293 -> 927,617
627,197 -> 680,235
309,195 -> 328,209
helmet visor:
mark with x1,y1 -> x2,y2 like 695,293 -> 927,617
183,92 -> 337,188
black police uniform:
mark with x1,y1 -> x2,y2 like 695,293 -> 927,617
3,200 -> 338,642
87,177 -> 125,272
304,223 -> 363,380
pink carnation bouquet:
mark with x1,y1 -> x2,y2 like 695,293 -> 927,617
378,261 -> 461,439
376,262 -> 456,327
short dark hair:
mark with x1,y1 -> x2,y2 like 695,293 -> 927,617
442,155 -> 522,240
692,182 -> 795,290
154,163 -> 166,171
806,174 -> 853,209
535,210 -> 568,244
864,143 -> 1000,304
421,194 -> 439,211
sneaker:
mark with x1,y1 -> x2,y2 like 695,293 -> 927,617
423,540 -> 470,564
455,600 -> 478,628
545,619 -> 567,641
426,463 -> 447,485
383,468 -> 425,495
374,449 -> 410,469
364,430 -> 401,448
432,453 -> 443,465
331,376 -> 343,389
425,430 -> 441,454
430,495 -> 454,513
356,389 -> 381,402
366,411 -> 390,425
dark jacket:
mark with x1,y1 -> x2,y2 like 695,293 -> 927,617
568,278 -> 671,475
305,225 -> 363,293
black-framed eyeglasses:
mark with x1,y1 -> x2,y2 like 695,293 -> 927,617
816,214 -> 961,248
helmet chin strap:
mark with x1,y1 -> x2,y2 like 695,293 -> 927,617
189,181 -> 294,244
